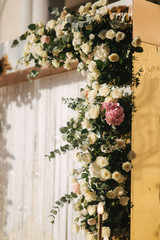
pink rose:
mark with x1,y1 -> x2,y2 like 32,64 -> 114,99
73,182 -> 81,194
101,102 -> 124,126
41,35 -> 50,44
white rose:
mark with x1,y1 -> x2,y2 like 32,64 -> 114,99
46,19 -> 56,30
85,232 -> 95,240
37,21 -> 44,28
52,59 -> 60,68
99,84 -> 110,96
114,186 -> 124,197
119,196 -> 129,206
81,153 -> 92,164
112,171 -> 122,182
108,53 -> 119,62
100,169 -> 111,181
89,34 -> 95,40
116,31 -> 126,42
115,139 -> 125,148
85,2 -> 92,10
37,27 -> 44,35
104,96 -> 114,102
88,61 -> 97,72
103,211 -> 109,221
91,69 -> 100,79
106,29 -> 115,39
81,208 -> 88,216
88,105 -> 100,119
98,30 -> 107,40
88,205 -> 97,215
81,186 -> 89,194
132,36 -> 142,47
92,81 -> 100,90
87,218 -> 96,226
96,156 -> 109,167
81,43 -> 92,55
74,31 -> 82,39
111,87 -> 123,98
73,202 -> 80,211
89,161 -> 102,179
78,5 -> 86,15
106,190 -> 116,199
102,227 -> 111,238
99,6 -> 108,16
85,191 -> 97,202
27,34 -> 38,43
72,38 -> 82,47
72,223 -> 79,233
93,44 -> 110,62
122,162 -> 132,172
88,90 -> 97,101
81,119 -> 92,130
88,132 -> 97,144
127,150 -> 136,160
66,52 -> 73,59
117,176 -> 126,184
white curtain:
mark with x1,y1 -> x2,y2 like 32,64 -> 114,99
0,70 -> 85,240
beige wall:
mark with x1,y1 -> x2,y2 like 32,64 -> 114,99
0,0 -> 22,43
131,42 -> 160,240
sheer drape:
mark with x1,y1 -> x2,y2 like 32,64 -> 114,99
0,70 -> 85,240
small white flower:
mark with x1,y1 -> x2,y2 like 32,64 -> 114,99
122,162 -> 132,172
89,34 -> 95,40
112,171 -> 122,182
88,90 -> 97,101
108,53 -> 119,62
119,196 -> 129,206
64,62 -> 72,70
127,150 -> 136,160
102,226 -> 111,238
88,205 -> 97,215
114,186 -> 124,197
96,156 -> 109,168
132,36 -> 142,47
100,169 -> 111,181
106,190 -> 116,199
72,223 -> 79,233
116,31 -> 126,42
106,29 -> 115,39
52,59 -> 60,68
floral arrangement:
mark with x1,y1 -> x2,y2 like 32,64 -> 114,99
12,0 -> 143,239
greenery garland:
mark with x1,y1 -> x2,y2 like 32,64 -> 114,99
12,1 -> 143,239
